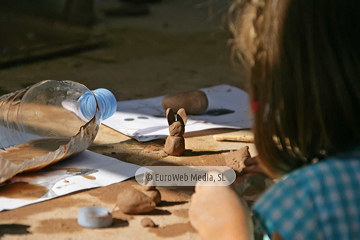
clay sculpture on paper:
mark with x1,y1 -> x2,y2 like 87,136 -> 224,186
164,108 -> 188,156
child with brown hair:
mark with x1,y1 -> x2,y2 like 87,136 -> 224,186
189,0 -> 360,239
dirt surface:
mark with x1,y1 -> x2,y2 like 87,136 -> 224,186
0,128 -> 259,239
149,222 -> 196,238
0,0 -> 247,98
0,0 -> 256,239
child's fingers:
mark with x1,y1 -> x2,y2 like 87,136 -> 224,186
242,164 -> 265,175
243,156 -> 268,176
244,156 -> 258,166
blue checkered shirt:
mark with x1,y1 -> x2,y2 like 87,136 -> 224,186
252,148 -> 360,239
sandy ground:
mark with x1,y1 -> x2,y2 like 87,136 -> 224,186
0,0 -> 248,99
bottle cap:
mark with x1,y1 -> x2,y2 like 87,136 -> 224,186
80,88 -> 117,120
77,206 -> 113,228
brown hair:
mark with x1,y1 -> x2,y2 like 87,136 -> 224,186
230,0 -> 360,178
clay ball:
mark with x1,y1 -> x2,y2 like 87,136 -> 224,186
116,187 -> 156,214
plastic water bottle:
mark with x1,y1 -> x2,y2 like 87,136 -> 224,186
0,80 -> 117,150
0,80 -> 117,184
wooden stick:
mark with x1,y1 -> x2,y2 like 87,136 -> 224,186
214,133 -> 291,146
213,134 -> 254,143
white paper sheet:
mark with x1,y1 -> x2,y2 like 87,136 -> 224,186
0,150 -> 144,211
103,84 -> 252,142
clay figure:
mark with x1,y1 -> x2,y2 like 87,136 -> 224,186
142,187 -> 162,205
116,187 -> 156,214
115,183 -> 162,215
164,108 -> 188,156
140,176 -> 162,204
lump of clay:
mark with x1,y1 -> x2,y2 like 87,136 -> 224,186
139,178 -> 162,204
161,90 -> 208,115
142,187 -> 161,205
164,108 -> 187,156
141,217 -> 158,228
225,146 -> 251,173
116,187 -> 156,214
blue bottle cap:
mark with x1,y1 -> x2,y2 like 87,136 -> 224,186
79,88 -> 117,120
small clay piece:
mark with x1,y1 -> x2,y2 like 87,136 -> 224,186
116,187 -> 156,214
164,108 -> 188,156
141,176 -> 156,191
142,184 -> 156,191
162,90 -> 208,115
141,217 -> 158,228
225,146 -> 251,173
140,179 -> 162,205
143,188 -> 161,205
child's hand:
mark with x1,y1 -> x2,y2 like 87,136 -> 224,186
243,156 -> 266,176
189,176 -> 254,240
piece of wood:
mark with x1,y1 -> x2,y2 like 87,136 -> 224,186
213,134 -> 254,143
213,133 -> 291,147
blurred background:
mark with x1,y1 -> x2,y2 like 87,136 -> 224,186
0,0 -> 248,101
